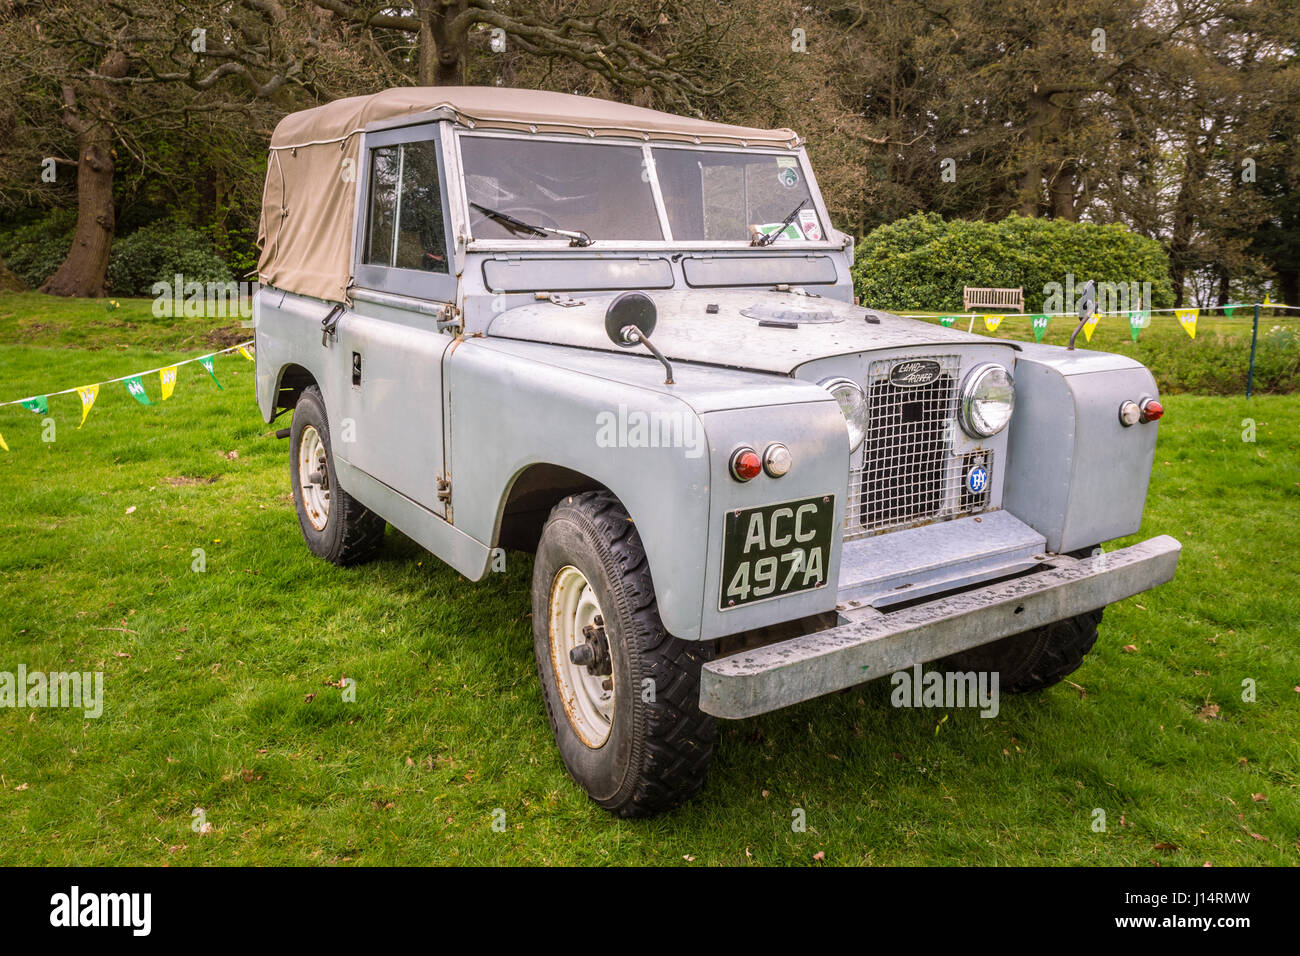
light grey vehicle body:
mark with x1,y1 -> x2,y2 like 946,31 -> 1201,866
254,89 -> 1179,816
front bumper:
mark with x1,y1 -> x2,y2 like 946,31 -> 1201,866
699,535 -> 1181,718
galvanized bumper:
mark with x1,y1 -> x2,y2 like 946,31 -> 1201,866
698,535 -> 1181,719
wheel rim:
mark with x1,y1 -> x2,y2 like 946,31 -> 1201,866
297,424 -> 331,531
549,565 -> 614,748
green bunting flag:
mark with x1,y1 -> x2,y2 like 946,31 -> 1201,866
123,375 -> 152,406
19,396 -> 48,415
198,355 -> 224,391
939,315 -> 958,328
1223,305 -> 1237,317
1030,314 -> 1050,343
1129,310 -> 1150,342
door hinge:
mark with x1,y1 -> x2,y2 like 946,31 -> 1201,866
436,475 -> 452,502
437,304 -> 461,334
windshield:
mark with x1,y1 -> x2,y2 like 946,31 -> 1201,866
653,147 -> 822,242
460,136 -> 663,241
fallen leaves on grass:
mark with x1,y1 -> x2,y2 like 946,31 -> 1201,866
1196,703 -> 1221,721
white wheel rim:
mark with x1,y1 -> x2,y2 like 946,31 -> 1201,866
549,565 -> 614,748
298,425 -> 331,531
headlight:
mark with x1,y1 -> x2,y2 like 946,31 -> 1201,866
959,363 -> 1015,437
819,377 -> 867,451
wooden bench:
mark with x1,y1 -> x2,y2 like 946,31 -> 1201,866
963,286 -> 1024,312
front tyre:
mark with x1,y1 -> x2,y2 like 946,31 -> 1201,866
532,490 -> 715,817
289,385 -> 385,566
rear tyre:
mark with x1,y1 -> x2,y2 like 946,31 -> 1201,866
531,490 -> 715,817
941,609 -> 1104,693
289,385 -> 385,566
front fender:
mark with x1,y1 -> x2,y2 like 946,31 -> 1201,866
445,338 -> 844,640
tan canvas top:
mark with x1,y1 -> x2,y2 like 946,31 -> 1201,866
257,88 -> 801,303
269,86 -> 800,150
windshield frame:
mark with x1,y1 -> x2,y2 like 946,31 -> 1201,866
453,129 -> 838,252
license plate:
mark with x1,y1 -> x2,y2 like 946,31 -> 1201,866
720,496 -> 835,609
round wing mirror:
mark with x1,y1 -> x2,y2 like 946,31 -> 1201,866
605,291 -> 657,347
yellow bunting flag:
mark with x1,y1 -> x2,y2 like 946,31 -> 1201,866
1082,313 -> 1100,343
1175,308 -> 1199,339
1263,294 -> 1271,306
238,346 -> 254,362
0,431 -> 8,452
159,366 -> 178,401
983,314 -> 1004,332
76,384 -> 99,428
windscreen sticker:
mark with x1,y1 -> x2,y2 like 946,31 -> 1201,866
798,208 -> 822,241
755,222 -> 807,241
777,166 -> 800,188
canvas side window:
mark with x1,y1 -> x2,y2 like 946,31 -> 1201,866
363,141 -> 448,274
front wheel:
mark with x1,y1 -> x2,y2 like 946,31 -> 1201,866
531,491 -> 715,817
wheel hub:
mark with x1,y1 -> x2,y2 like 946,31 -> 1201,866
297,425 -> 331,531
549,566 -> 615,748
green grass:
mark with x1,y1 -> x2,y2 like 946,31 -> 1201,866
0,292 -> 1297,865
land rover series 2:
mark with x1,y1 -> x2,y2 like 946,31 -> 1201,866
254,88 -> 1180,817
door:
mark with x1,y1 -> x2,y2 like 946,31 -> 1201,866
337,121 -> 456,515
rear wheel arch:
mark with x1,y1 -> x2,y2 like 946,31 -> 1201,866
275,363 -> 318,414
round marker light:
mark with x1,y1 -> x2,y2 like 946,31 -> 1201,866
959,363 -> 1015,438
1118,400 -> 1141,427
730,447 -> 762,482
1140,399 -> 1164,424
818,377 -> 867,452
763,443 -> 792,477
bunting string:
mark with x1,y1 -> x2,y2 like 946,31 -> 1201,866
0,340 -> 252,451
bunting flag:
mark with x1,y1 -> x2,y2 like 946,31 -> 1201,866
1030,314 -> 1050,343
939,315 -> 958,328
1263,294 -> 1271,306
159,366 -> 178,401
983,314 -> 1004,332
0,431 -> 8,452
76,385 -> 99,428
123,375 -> 152,406
1082,313 -> 1100,343
197,355 -> 224,391
1129,310 -> 1150,342
1223,305 -> 1238,317
238,346 -> 255,362
20,396 -> 48,415
1175,308 -> 1199,339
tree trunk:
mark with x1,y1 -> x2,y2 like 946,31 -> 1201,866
417,0 -> 469,86
39,51 -> 128,298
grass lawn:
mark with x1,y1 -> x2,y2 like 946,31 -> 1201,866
0,292 -> 1297,866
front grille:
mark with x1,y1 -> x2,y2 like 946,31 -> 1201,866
845,354 -> 990,540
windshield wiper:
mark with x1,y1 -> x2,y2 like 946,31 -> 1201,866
470,202 -> 593,247
752,198 -> 809,247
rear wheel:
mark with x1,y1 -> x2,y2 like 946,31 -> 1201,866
289,385 -> 385,566
531,490 -> 715,817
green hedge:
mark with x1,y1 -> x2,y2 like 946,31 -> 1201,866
0,210 -> 77,289
852,212 -> 1175,313
107,219 -> 233,296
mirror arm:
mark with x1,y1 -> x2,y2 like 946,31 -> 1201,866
623,326 -> 675,385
